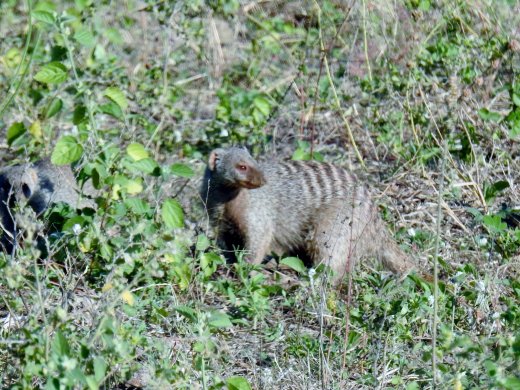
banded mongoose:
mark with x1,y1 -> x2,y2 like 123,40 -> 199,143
0,159 -> 95,254
200,147 -> 417,284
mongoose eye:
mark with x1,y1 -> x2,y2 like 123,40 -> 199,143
22,183 -> 32,198
237,164 -> 248,172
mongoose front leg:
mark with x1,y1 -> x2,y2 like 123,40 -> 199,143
244,224 -> 273,264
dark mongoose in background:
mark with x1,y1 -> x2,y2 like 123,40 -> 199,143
0,159 -> 95,254
200,147 -> 418,284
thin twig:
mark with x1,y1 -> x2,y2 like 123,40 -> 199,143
361,0 -> 372,82
432,140 -> 448,387
313,1 -> 365,167
0,0 -> 40,119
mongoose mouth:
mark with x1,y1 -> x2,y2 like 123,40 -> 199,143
238,178 -> 265,189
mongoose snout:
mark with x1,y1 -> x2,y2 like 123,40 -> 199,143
201,147 -> 418,285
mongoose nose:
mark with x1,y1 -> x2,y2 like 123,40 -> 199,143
240,171 -> 265,189
252,172 -> 266,188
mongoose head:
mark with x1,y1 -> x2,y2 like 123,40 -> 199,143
208,147 -> 266,189
1,165 -> 55,215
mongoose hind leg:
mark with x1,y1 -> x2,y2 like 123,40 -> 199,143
312,198 -> 415,285
311,199 -> 376,284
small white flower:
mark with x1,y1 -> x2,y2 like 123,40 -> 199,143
72,224 -> 82,235
453,139 -> 462,150
477,236 -> 488,246
407,228 -> 416,237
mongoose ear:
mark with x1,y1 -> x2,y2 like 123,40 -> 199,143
208,149 -> 222,171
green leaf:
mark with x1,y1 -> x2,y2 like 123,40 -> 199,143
99,101 -> 123,120
7,122 -> 26,146
104,28 -> 124,45
512,93 -> 520,107
125,179 -> 143,195
62,216 -> 86,232
74,28 -> 95,47
280,257 -> 307,274
200,252 -> 222,277
51,331 -> 70,356
51,136 -> 83,165
94,44 -> 107,61
125,158 -> 160,175
171,163 -> 194,178
482,214 -> 507,234
484,180 -> 510,204
73,105 -> 87,125
405,382 -> 420,390
418,0 -> 431,11
466,207 -> 483,222
85,376 -> 98,390
32,10 -> 55,24
292,148 -> 311,161
34,1 -> 56,12
125,198 -> 150,214
478,108 -> 501,122
252,108 -> 264,124
34,62 -> 68,84
59,14 -> 76,24
503,376 -> 520,390
29,120 -> 42,139
509,117 -> 520,138
93,357 -> 107,382
162,199 -> 184,229
253,95 -> 271,117
172,305 -> 197,322
45,377 -> 60,390
126,143 -> 148,161
44,98 -> 63,119
172,263 -> 192,290
67,368 -> 86,385
208,311 -> 233,329
196,234 -> 210,251
104,87 -> 128,110
226,376 -> 252,390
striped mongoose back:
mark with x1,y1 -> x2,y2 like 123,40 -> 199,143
200,147 -> 416,284
0,159 -> 95,254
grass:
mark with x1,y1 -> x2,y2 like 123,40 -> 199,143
0,0 -> 519,389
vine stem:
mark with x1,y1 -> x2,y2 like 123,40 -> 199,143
60,23 -> 98,146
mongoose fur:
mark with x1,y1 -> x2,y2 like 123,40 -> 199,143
200,147 -> 417,284
0,159 -> 95,254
